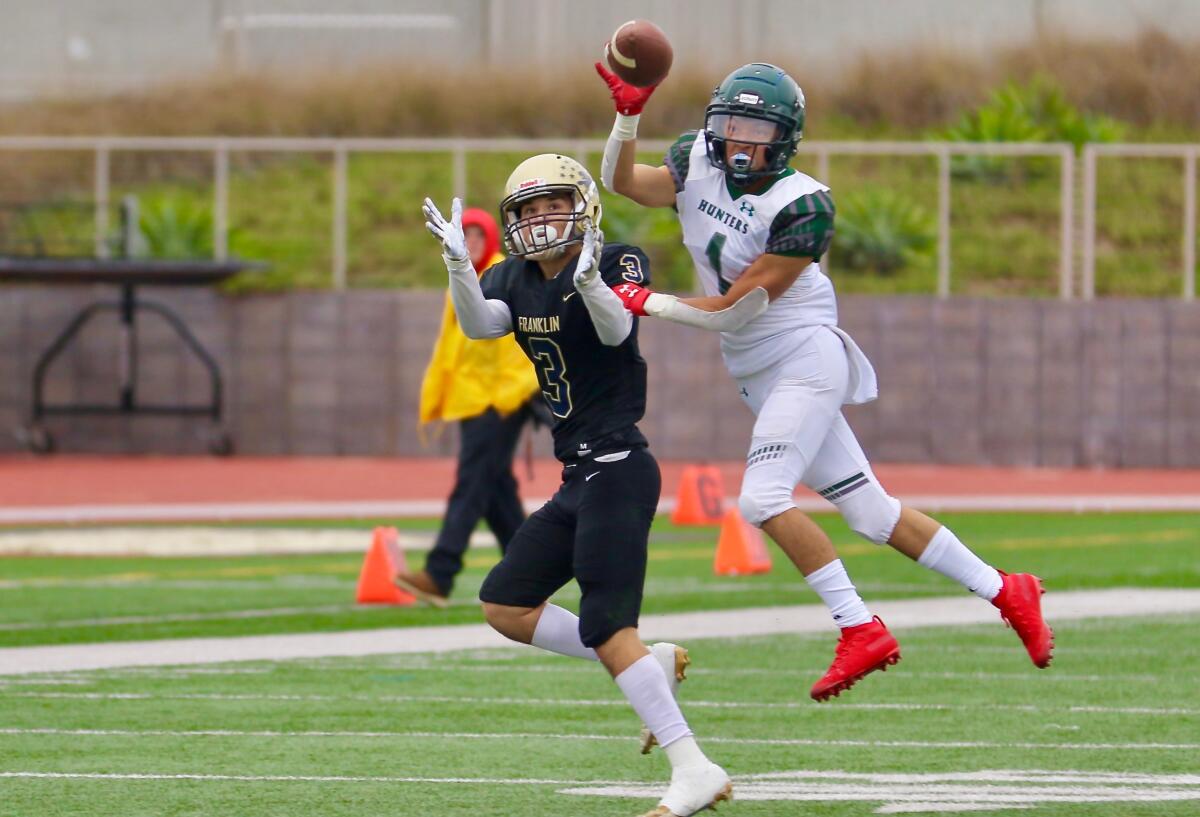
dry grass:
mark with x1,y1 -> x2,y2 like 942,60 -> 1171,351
829,29 -> 1200,131
2,30 -> 1198,139
0,64 -> 712,139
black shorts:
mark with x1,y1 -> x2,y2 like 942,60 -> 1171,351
478,446 -> 661,648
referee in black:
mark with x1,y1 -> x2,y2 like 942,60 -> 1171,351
421,152 -> 731,817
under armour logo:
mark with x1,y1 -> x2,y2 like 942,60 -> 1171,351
739,387 -> 749,397
739,201 -> 755,217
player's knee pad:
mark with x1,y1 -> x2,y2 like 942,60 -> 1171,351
737,489 -> 796,527
739,437 -> 812,527
737,470 -> 798,527
829,477 -> 901,545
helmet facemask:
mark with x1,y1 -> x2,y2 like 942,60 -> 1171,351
704,109 -> 796,184
500,185 -> 592,260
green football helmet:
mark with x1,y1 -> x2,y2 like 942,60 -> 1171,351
704,63 -> 805,183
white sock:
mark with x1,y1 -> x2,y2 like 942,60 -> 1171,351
917,526 -> 1003,601
615,654 -> 696,762
663,735 -> 708,770
530,604 -> 599,661
805,559 -> 873,628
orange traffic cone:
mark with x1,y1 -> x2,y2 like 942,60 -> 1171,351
713,508 -> 772,576
670,464 -> 726,525
356,526 -> 416,605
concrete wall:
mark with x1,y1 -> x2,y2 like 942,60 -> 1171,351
5,0 -> 1200,100
2,288 -> 1198,467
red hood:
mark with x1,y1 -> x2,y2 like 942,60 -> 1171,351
461,207 -> 501,269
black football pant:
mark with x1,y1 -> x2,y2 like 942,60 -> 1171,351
478,446 -> 661,648
424,404 -> 531,595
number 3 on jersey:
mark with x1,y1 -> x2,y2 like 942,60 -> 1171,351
527,336 -> 572,418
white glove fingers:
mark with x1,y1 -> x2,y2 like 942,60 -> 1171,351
422,197 -> 444,225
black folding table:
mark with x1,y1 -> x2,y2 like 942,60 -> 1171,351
2,257 -> 260,454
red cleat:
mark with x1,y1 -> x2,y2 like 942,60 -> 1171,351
992,572 -> 1054,668
810,616 -> 901,701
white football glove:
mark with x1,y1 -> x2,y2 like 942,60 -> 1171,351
644,287 -> 770,332
423,196 -> 468,263
573,227 -> 604,289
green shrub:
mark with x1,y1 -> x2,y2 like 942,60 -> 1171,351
835,187 -> 935,275
137,194 -> 214,259
944,76 -> 1125,181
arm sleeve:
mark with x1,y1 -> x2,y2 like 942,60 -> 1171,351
448,258 -> 512,339
663,131 -> 699,194
601,113 -> 640,193
576,276 -> 633,346
765,189 -> 836,260
580,245 -> 653,346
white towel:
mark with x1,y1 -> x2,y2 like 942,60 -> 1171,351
828,325 -> 879,405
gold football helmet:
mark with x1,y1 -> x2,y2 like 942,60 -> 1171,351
499,154 -> 602,260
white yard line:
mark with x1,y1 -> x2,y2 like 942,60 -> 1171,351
0,606 -> 360,631
2,690 -> 1194,716
3,493 -> 1200,527
1,727 -> 1195,752
2,588 -> 1199,676
3,767 -> 1200,815
0,770 -> 626,786
566,769 -> 1200,812
0,527 -> 499,558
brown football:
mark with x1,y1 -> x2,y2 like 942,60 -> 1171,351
605,19 -> 673,88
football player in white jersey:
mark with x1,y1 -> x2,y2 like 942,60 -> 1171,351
595,61 -> 1054,701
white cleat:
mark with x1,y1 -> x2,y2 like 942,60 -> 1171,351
639,762 -> 732,817
639,642 -> 691,754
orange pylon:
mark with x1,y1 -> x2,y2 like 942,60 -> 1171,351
713,508 -> 772,576
670,464 -> 726,525
356,526 -> 416,605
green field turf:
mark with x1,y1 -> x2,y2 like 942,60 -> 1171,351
1,617 -> 1197,816
1,512 -> 1197,648
2,511 -> 1197,816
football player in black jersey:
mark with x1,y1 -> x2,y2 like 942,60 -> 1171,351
422,154 -> 731,817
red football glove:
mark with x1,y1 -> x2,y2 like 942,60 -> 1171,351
594,60 -> 658,116
611,282 -> 654,316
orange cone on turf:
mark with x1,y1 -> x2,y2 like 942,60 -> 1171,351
713,508 -> 772,576
670,464 -> 726,525
356,526 -> 416,605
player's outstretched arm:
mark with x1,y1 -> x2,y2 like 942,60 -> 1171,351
612,281 -> 769,333
422,197 -> 512,339
572,228 -> 634,346
609,252 -> 813,332
682,253 -> 814,312
595,62 -> 677,208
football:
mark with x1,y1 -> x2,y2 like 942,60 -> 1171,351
605,19 -> 673,88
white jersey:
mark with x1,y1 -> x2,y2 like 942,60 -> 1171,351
666,131 -> 877,402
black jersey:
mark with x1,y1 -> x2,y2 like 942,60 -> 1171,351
480,242 -> 651,462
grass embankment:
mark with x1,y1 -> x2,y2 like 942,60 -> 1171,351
2,30 -> 1197,295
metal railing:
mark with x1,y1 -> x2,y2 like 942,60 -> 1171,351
0,135 -> 1195,299
1081,143 -> 1200,301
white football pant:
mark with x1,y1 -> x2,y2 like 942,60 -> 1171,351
736,327 -> 901,543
